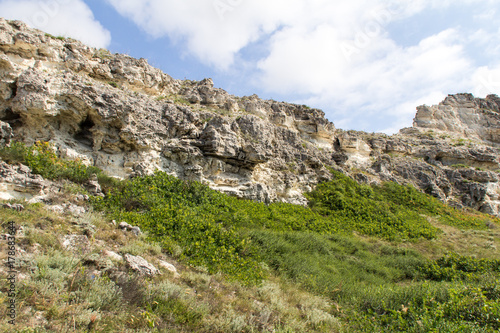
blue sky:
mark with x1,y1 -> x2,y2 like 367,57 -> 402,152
1,0 -> 499,133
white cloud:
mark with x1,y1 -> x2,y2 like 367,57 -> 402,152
106,0 -> 296,70
0,0 -> 110,48
260,28 -> 472,132
472,65 -> 500,97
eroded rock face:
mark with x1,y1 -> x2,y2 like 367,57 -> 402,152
0,160 -> 50,200
0,18 -> 336,205
1,18 -> 500,216
331,126 -> 500,216
413,93 -> 500,143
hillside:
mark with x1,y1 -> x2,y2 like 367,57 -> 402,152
0,18 -> 500,332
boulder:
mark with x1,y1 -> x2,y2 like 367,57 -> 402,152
124,254 -> 160,276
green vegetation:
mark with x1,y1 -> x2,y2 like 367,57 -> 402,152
108,81 -> 119,88
0,141 -> 101,183
45,33 -> 66,41
94,48 -> 112,60
0,142 -> 120,191
1,142 -> 499,332
451,163 -> 470,169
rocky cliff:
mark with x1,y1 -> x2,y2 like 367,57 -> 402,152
1,18 -> 500,215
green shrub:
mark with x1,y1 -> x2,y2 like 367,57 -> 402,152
306,171 -> 498,237
419,252 -> 500,282
0,141 -> 110,185
93,171 -> 265,285
305,171 -> 441,240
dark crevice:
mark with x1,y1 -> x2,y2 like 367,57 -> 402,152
74,115 -> 95,148
9,81 -> 17,99
1,108 -> 20,121
0,108 -> 22,129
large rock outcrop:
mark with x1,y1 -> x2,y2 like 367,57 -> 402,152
1,18 -> 500,216
0,18 -> 335,205
413,93 -> 500,143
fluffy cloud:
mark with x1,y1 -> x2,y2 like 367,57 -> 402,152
264,28 -> 472,132
0,0 -> 110,48
106,0 -> 295,69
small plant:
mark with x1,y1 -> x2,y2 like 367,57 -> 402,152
452,138 -> 469,146
108,81 -> 118,88
451,163 -> 469,169
45,33 -> 65,41
95,48 -> 112,60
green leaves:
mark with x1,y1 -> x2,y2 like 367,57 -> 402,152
96,171 -> 265,285
0,141 -> 103,184
419,253 -> 500,282
305,171 -> 441,240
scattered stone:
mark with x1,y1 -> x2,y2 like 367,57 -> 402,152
30,243 -> 42,254
75,194 -> 90,201
119,221 -> 131,230
28,195 -> 50,204
102,250 -> 123,262
0,161 -> 48,200
124,254 -> 160,276
61,234 -> 91,255
130,226 -> 142,236
16,226 -> 25,237
67,204 -> 86,216
2,203 -> 24,211
85,174 -> 104,197
159,260 -> 180,277
118,222 -> 142,236
45,205 -> 64,214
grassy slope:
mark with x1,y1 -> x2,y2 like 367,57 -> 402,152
0,142 -> 499,332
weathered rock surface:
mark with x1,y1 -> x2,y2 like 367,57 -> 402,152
124,254 -> 160,276
0,160 -> 50,200
159,260 -> 180,277
1,18 -> 500,216
0,18 -> 337,205
414,93 -> 500,143
61,234 -> 91,255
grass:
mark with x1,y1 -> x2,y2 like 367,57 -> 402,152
45,33 -> 65,41
0,141 -> 499,331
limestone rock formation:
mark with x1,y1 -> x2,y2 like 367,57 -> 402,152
0,18 -> 335,205
0,160 -> 49,200
414,93 -> 500,143
1,18 -> 500,217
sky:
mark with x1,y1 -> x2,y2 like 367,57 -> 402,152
1,0 -> 499,133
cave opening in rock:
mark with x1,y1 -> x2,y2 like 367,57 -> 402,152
75,115 -> 95,148
0,108 -> 22,129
